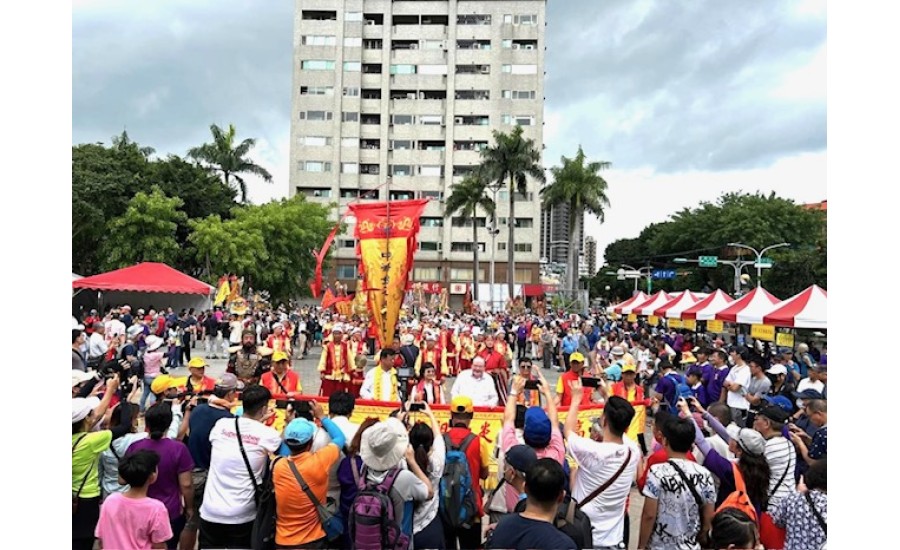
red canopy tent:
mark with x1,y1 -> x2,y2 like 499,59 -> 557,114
680,290 -> 735,320
634,291 -> 672,316
73,263 -> 213,294
612,291 -> 648,315
762,285 -> 827,329
653,291 -> 701,318
714,287 -> 781,324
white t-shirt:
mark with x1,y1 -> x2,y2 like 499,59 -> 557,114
200,416 -> 282,524
229,321 -> 244,344
450,370 -> 499,407
764,435 -> 797,509
567,434 -> 641,548
311,416 -> 360,501
642,458 -> 717,550
412,431 -> 446,534
89,332 -> 109,358
725,364 -> 752,410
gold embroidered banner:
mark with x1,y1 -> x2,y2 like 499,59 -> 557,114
350,200 -> 429,347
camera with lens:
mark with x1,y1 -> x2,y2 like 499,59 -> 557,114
99,359 -> 135,394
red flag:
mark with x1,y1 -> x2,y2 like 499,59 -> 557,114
310,220 -> 343,298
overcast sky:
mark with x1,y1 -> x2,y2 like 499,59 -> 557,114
73,0 -> 826,264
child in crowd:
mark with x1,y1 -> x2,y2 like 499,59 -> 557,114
95,450 -> 173,549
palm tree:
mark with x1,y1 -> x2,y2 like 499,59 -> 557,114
480,126 -> 545,298
187,124 -> 273,202
444,170 -> 496,302
541,146 -> 611,290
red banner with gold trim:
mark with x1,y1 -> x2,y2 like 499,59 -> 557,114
349,199 -> 429,347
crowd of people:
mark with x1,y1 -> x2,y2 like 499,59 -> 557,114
72,303 -> 826,550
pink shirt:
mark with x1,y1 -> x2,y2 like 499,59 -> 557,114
500,422 -> 566,511
95,492 -> 172,549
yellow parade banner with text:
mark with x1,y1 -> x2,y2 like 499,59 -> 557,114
669,319 -> 683,329
751,324 -> 775,342
776,332 -> 795,347
683,319 -> 697,331
707,319 -> 724,333
627,314 -> 637,322
648,315 -> 659,326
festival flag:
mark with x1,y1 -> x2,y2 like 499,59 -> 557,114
214,276 -> 230,306
320,288 -> 336,309
310,220 -> 344,298
349,199 -> 428,347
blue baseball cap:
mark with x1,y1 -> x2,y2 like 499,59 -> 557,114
284,418 -> 317,445
523,407 -> 551,448
761,395 -> 794,413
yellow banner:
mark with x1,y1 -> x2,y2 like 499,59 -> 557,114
648,315 -> 659,326
707,319 -> 724,333
776,332 -> 795,347
610,313 -> 618,320
669,319 -> 683,329
751,324 -> 775,342
627,313 -> 637,322
683,319 -> 697,331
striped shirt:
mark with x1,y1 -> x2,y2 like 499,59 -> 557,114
765,436 -> 796,509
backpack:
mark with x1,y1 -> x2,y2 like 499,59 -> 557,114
439,433 -> 478,529
250,456 -> 282,550
715,462 -> 758,523
349,466 -> 409,550
666,372 -> 693,414
513,495 -> 593,549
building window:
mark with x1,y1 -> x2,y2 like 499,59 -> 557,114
339,189 -> 359,199
420,217 -> 444,227
301,35 -> 336,46
514,243 -> 533,253
419,165 -> 443,177
342,111 -> 359,122
343,87 -> 360,97
502,115 -> 535,126
419,241 -> 442,252
450,268 -> 485,280
420,190 -> 444,200
298,136 -> 331,146
451,242 -> 485,253
300,86 -> 334,96
341,137 -> 358,147
501,64 -> 538,75
343,37 -> 362,47
389,190 -> 415,200
423,40 -> 443,50
502,90 -> 536,100
337,265 -> 358,279
298,161 -> 332,172
341,163 -> 359,174
299,111 -> 334,121
360,164 -> 380,175
455,90 -> 490,100
390,64 -> 417,75
414,267 -> 440,280
391,114 -> 414,125
301,60 -> 335,71
343,61 -> 361,72
457,14 -> 491,25
451,217 -> 486,228
498,242 -> 507,251
344,12 -> 363,22
390,140 -> 412,150
338,239 -> 356,249
300,187 -> 332,198
504,14 -> 537,25
389,165 -> 412,177
418,115 -> 443,125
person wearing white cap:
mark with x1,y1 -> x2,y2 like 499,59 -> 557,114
317,323 -> 355,395
265,322 -> 292,357
359,418 -> 433,542
72,373 -> 124,550
415,332 -> 448,381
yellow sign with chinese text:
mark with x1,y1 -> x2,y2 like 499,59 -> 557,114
683,319 -> 697,331
669,319 -> 683,329
627,314 -> 637,322
776,332 -> 795,347
648,315 -> 659,326
751,324 -> 775,342
707,320 -> 724,333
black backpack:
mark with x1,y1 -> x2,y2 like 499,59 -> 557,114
250,456 -> 282,550
513,495 -> 593,549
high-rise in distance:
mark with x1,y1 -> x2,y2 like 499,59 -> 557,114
290,0 -> 547,304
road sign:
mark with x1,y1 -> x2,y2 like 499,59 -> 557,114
651,269 -> 676,280
699,256 -> 718,268
754,257 -> 774,269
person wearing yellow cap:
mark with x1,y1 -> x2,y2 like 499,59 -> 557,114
260,351 -> 302,400
185,357 -> 216,395
601,362 -> 652,451
554,352 -> 598,408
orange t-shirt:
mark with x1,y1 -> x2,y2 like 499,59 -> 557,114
274,444 -> 341,546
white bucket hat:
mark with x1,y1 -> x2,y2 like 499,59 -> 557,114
360,418 -> 409,471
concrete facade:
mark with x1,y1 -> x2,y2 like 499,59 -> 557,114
290,0 -> 547,288
540,201 -> 583,265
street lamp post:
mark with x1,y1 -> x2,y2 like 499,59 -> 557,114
727,242 -> 791,287
617,264 -> 654,293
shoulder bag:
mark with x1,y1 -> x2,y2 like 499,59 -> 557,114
287,460 -> 344,541
72,434 -> 93,514
578,448 -> 633,508
667,459 -> 709,548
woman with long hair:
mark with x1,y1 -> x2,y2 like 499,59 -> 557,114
336,417 -> 380,548
409,402 -> 446,550
125,401 -> 195,549
681,398 -> 772,517
709,507 -> 763,549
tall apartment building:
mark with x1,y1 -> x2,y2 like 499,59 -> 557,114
539,201 -> 583,265
290,0 -> 547,296
584,235 -> 597,276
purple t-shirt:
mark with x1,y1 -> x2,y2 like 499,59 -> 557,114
127,438 -> 194,520
705,365 -> 731,405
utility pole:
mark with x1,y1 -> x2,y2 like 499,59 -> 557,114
675,257 -> 755,297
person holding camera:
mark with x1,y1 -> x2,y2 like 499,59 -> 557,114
361,348 -> 402,402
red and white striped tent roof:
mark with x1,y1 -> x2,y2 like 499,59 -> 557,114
653,291 -> 702,319
715,287 -> 781,324
612,291 -> 648,315
681,290 -> 735,320
762,285 -> 827,329
635,291 -> 672,316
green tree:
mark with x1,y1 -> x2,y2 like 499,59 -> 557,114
187,195 -> 335,301
480,126 -> 545,297
100,186 -> 187,270
444,170 -> 496,302
187,123 -> 273,203
541,146 -> 611,290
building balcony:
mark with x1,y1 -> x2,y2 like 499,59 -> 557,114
391,49 -> 447,65
361,98 -> 383,112
361,73 -> 385,88
362,23 -> 383,39
389,98 -> 446,115
362,48 -> 384,63
392,24 -> 447,41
